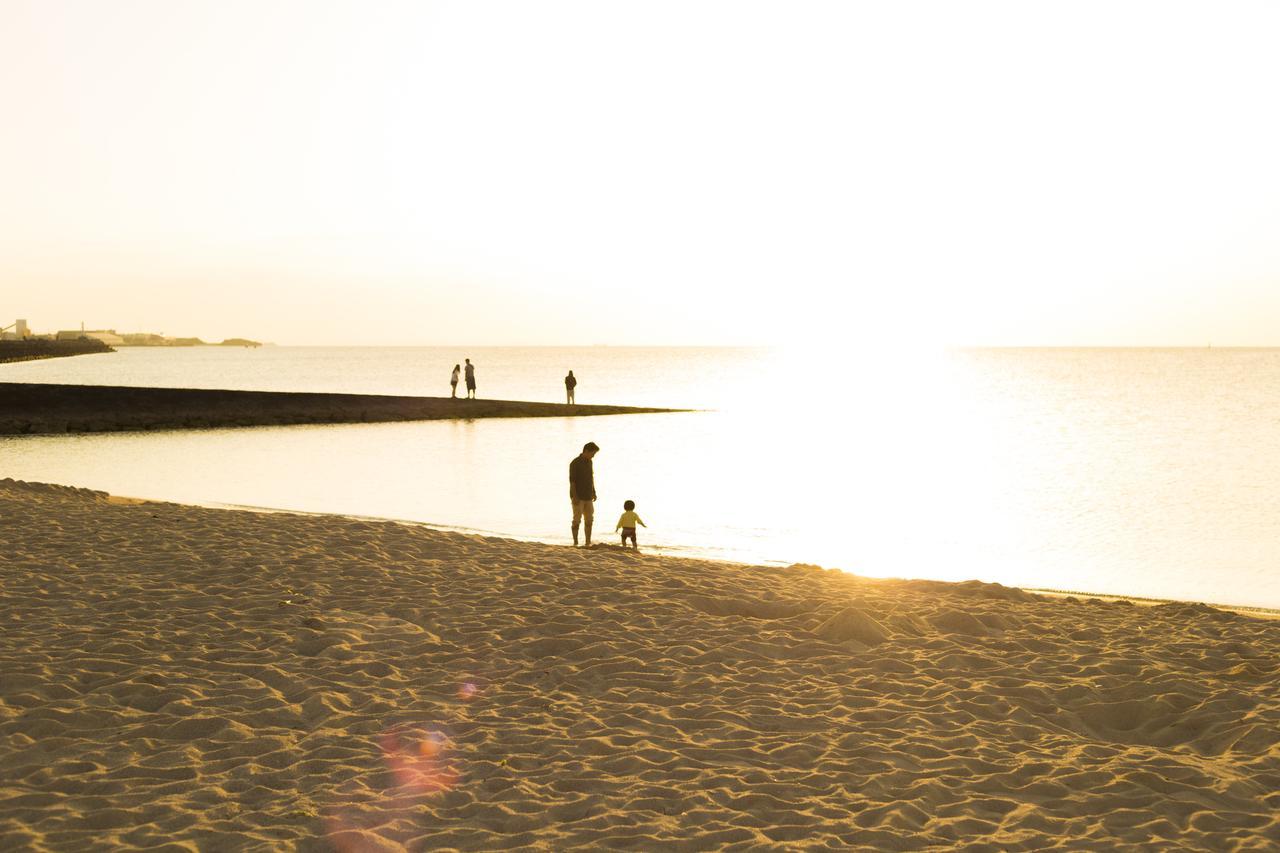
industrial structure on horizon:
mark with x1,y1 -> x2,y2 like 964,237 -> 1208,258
0,319 -> 30,340
2,319 -> 259,347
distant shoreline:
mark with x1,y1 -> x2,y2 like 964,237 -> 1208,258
0,382 -> 688,435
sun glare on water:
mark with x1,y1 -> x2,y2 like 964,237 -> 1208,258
721,343 -> 1015,583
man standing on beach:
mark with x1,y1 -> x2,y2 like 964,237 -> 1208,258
464,358 -> 476,399
570,441 -> 599,547
565,370 -> 577,404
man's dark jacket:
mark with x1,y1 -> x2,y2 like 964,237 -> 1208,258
569,454 -> 595,501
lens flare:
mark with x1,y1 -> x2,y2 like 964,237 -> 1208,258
380,725 -> 458,794
325,723 -> 459,850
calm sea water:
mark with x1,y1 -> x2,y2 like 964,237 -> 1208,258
3,346 -> 1279,610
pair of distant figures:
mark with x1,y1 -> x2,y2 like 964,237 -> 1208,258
449,359 -> 478,399
569,442 -> 647,550
447,361 -> 580,406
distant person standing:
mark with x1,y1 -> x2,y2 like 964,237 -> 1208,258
565,370 -> 577,404
450,363 -> 461,398
569,441 -> 599,547
464,358 -> 477,399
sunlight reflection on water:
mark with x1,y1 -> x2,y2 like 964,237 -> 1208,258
3,346 -> 1280,608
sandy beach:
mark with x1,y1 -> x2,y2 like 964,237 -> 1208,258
2,478 -> 1277,851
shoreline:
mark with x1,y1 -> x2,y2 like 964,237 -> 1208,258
13,474 -> 1280,617
0,382 -> 688,435
2,478 -> 1278,848
206,495 -> 1280,619
44,483 -> 1280,618
1025,587 -> 1280,620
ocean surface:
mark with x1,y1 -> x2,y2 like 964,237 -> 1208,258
3,345 -> 1279,610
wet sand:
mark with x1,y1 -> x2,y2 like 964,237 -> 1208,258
0,383 -> 684,435
1,479 -> 1277,850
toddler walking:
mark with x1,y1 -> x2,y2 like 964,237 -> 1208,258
616,500 -> 647,549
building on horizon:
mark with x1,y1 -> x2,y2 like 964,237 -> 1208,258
57,329 -> 124,346
1,319 -> 31,341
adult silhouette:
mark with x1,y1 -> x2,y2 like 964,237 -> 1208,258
450,363 -> 460,398
464,358 -> 477,399
565,370 -> 577,404
569,441 -> 599,547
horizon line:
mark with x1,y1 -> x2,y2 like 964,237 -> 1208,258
201,342 -> 1280,349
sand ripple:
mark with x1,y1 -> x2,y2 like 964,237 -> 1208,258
2,479 -> 1278,850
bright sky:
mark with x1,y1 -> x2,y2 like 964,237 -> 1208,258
3,1 -> 1279,346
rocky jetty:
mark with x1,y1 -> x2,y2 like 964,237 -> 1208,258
0,383 -> 685,434
0,339 -> 114,364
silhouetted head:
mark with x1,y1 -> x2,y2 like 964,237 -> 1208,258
568,370 -> 574,375
465,358 -> 471,364
582,441 -> 599,457
624,499 -> 635,511
454,364 -> 460,370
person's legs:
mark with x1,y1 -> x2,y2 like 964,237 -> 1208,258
571,499 -> 583,546
451,383 -> 457,398
582,500 -> 593,546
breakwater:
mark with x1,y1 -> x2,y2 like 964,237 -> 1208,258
0,383 -> 685,434
0,339 -> 114,363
